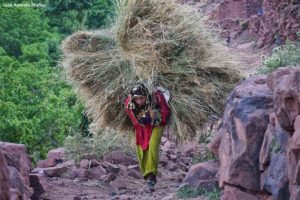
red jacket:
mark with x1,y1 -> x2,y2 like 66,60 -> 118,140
125,91 -> 170,151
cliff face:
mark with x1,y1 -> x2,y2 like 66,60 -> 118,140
249,0 -> 300,48
193,0 -> 300,48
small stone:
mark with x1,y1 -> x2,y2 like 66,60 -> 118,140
80,159 -> 90,169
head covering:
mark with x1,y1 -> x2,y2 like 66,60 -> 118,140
131,84 -> 148,98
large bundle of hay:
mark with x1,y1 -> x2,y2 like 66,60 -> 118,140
61,0 -> 241,140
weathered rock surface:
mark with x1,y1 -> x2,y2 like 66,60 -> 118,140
210,67 -> 300,199
0,150 -> 10,200
217,76 -> 273,191
103,150 -> 135,166
182,160 -> 219,192
0,142 -> 33,199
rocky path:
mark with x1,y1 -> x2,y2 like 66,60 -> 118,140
33,138 -> 210,200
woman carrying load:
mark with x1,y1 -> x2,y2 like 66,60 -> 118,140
124,84 -> 170,191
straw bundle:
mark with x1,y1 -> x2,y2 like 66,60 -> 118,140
61,0 -> 241,140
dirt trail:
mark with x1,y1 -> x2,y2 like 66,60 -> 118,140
40,143 -> 208,200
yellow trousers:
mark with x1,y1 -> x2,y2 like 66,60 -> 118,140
136,127 -> 164,179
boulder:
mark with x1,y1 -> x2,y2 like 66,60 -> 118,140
218,76 -> 273,191
9,166 -> 25,196
127,165 -> 142,179
72,168 -> 90,179
80,159 -> 90,169
101,173 -> 116,183
110,176 -> 127,190
182,160 -> 219,192
39,165 -> 68,177
102,162 -> 120,173
90,166 -> 107,179
261,153 -> 289,200
0,150 -> 10,200
29,173 -> 49,200
267,68 -> 300,133
0,142 -> 33,198
103,151 -> 134,166
221,185 -> 257,200
37,148 -> 66,168
47,147 -> 66,162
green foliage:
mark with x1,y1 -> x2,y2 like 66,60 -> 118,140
256,39 -> 300,74
44,0 -> 114,34
177,184 -> 221,200
270,137 -> 281,153
0,0 -> 114,162
191,149 -> 216,164
0,7 -> 50,57
64,129 -> 135,162
0,54 -> 83,161
240,20 -> 249,31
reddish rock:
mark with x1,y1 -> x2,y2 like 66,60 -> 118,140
221,185 -> 264,200
0,142 -> 33,198
37,148 -> 66,169
29,173 -> 49,200
9,166 -> 25,197
40,165 -> 68,177
89,166 -> 107,179
73,168 -> 90,179
259,115 -> 276,171
267,67 -> 300,133
102,162 -> 120,173
218,76 -> 273,191
0,150 -> 10,200
292,115 -> 300,149
80,159 -> 90,169
261,153 -> 289,200
128,168 -> 142,179
182,160 -> 219,192
36,158 -> 57,168
127,165 -> 142,179
47,147 -> 66,161
110,176 -> 127,190
91,159 -> 100,167
103,151 -> 134,166
9,188 -> 22,200
101,173 -> 116,183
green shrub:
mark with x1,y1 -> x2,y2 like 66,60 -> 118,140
177,185 -> 221,199
64,129 -> 135,162
240,20 -> 249,31
256,39 -> 300,74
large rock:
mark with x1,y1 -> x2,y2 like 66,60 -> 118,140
259,114 -> 276,171
103,151 -> 134,166
288,115 -> 300,200
249,0 -> 300,48
267,68 -> 300,133
217,76 -> 273,191
182,160 -> 219,192
0,142 -> 33,199
0,150 -> 10,200
221,185 -> 275,200
37,165 -> 68,177
261,153 -> 289,200
37,148 -> 65,168
29,173 -> 49,200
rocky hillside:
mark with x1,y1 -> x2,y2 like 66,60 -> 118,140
209,66 -> 300,200
193,0 -> 300,48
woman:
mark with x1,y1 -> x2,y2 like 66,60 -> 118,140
124,84 -> 170,191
